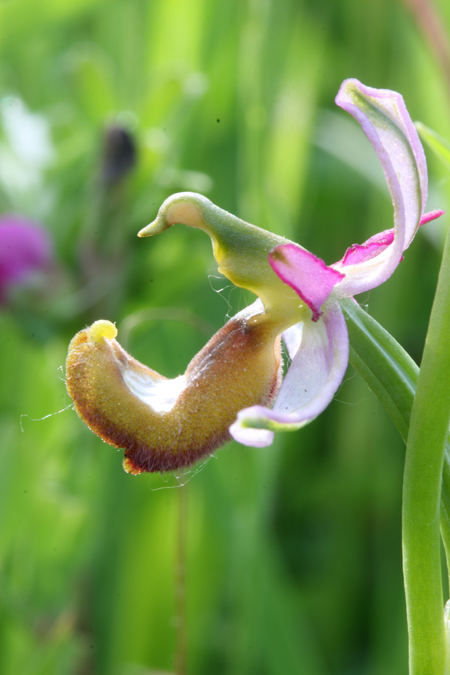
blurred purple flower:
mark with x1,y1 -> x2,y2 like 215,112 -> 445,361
0,216 -> 53,303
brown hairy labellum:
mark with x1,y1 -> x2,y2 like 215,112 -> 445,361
66,301 -> 282,474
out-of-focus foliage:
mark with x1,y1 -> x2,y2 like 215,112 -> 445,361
1,0 -> 449,673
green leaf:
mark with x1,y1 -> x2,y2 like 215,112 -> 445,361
340,297 -> 417,443
416,122 -> 450,171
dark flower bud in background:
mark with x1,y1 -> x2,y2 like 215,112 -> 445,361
100,125 -> 137,186
0,216 -> 53,305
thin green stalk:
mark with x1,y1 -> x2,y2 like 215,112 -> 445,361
402,225 -> 450,675
175,484 -> 188,675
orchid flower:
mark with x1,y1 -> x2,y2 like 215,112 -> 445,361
65,79 -> 443,474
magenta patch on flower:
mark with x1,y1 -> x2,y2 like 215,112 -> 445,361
269,244 -> 345,321
0,216 -> 53,303
339,229 -> 395,267
419,210 -> 445,226
337,211 -> 445,272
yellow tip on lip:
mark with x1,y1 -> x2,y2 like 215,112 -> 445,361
87,320 -> 118,343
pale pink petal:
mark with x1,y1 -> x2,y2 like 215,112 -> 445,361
229,299 -> 348,446
282,321 -> 303,359
269,244 -> 344,321
333,79 -> 428,298
229,421 -> 275,448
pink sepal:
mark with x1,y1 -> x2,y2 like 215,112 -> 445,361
419,210 -> 445,226
269,244 -> 344,321
337,210 -> 445,274
339,229 -> 395,267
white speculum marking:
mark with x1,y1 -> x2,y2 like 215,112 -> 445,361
122,368 -> 186,414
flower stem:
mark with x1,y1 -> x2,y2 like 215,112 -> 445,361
402,225 -> 450,675
175,484 -> 188,675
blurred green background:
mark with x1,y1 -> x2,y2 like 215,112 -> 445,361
1,0 -> 450,673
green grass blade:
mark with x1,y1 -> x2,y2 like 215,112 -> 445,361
416,122 -> 450,171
